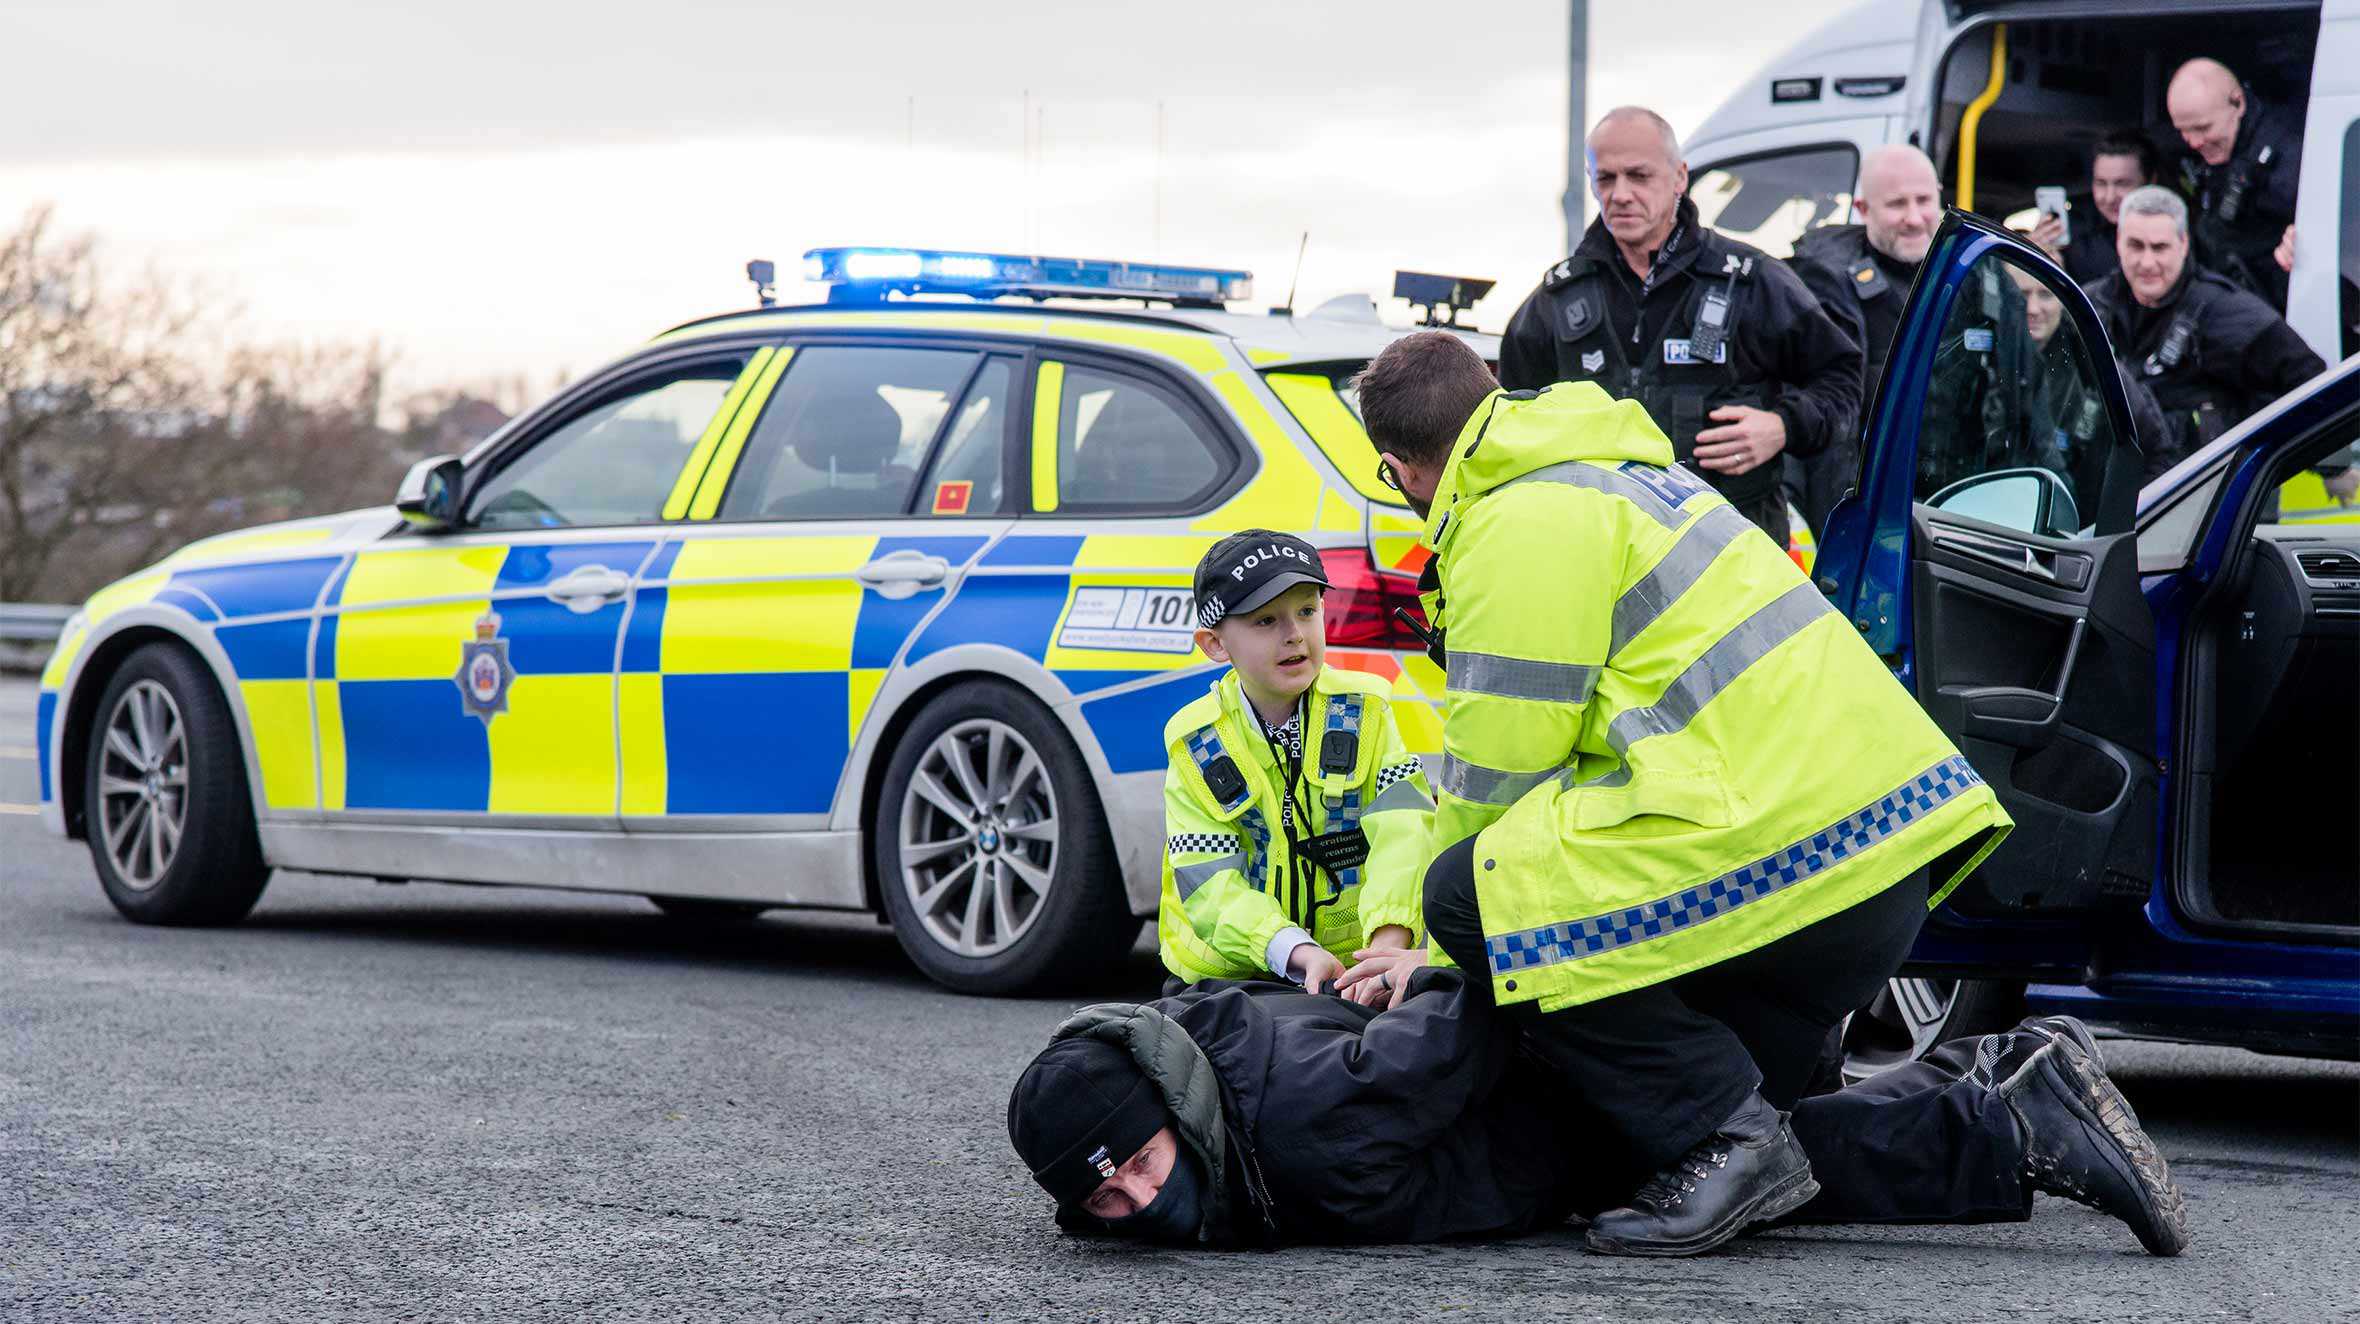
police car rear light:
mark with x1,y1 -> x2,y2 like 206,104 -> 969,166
801,247 -> 1252,307
1319,548 -> 1429,651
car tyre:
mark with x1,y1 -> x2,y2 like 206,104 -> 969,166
83,642 -> 271,926
873,681 -> 1133,995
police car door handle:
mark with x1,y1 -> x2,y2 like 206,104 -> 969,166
856,551 -> 951,600
546,565 -> 631,613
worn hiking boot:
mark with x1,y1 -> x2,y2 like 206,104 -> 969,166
1584,1092 -> 1820,1257
1999,1037 -> 2190,1256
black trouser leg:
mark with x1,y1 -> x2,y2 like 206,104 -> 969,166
1429,839 -> 2035,1224
1783,1023 -> 2046,1224
1426,838 -> 1768,1173
1787,1063 -> 2031,1223
1675,873 -> 1930,1109
1426,839 -> 1927,1175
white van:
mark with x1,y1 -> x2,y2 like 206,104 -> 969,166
1680,0 -> 2356,370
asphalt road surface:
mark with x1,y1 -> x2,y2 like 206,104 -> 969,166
3,676 -> 2355,1322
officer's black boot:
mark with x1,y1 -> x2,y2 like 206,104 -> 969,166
1584,1091 -> 1819,1257
1998,1037 -> 2191,1256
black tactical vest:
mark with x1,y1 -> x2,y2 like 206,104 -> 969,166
1794,225 -> 1906,420
1536,245 -> 1780,505
2131,277 -> 2235,454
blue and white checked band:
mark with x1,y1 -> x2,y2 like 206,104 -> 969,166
1482,756 -> 1985,975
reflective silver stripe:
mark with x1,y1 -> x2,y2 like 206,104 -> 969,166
1449,651 -> 1600,705
1439,754 -> 1563,806
1502,460 -> 1690,530
1599,582 -> 1835,764
1174,854 -> 1246,901
1484,757 -> 1987,975
1610,503 -> 1756,658
1367,778 -> 1436,814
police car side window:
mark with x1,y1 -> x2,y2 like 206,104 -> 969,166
1036,362 -> 1224,513
469,358 -> 747,531
718,345 -> 981,521
1915,253 -> 2117,540
913,358 -> 1011,516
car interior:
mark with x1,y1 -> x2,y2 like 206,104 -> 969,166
2175,422 -> 2360,937
1928,7 -> 2320,236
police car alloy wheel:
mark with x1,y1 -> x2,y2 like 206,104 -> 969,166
1840,977 -> 2026,1084
873,682 -> 1131,994
82,642 -> 272,926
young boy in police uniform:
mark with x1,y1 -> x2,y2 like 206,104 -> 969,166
1157,531 -> 1435,1004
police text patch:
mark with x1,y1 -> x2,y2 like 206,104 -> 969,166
1662,338 -> 1727,366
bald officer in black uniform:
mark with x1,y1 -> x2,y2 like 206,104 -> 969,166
2166,57 -> 2303,312
1499,106 -> 1863,545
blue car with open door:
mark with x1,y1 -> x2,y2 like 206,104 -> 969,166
1817,211 -> 2359,1073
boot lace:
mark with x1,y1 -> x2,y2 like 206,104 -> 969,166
1630,1142 -> 1731,1211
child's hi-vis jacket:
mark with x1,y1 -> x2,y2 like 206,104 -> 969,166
1158,665 -> 1436,985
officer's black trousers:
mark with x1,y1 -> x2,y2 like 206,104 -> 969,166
1424,835 -> 2030,1223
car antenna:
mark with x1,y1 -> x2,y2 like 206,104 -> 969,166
1283,231 -> 1310,317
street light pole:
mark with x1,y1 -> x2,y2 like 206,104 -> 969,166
1563,0 -> 1589,255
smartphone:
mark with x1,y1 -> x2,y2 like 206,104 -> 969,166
2036,186 -> 2070,245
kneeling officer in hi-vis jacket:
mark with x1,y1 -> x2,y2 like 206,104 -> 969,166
1352,331 -> 2029,1257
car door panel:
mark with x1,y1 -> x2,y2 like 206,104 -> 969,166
1816,211 -> 2150,971
324,534 -> 649,821
1910,512 -> 2155,917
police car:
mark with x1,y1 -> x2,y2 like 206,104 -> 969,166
32,248 -> 1488,994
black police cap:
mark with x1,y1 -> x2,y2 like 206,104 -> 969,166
1192,529 -> 1330,630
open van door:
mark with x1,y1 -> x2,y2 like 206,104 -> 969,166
1815,211 -> 2155,1003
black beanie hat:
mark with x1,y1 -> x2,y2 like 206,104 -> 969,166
1007,1037 -> 1171,1207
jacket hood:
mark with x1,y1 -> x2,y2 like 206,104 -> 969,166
1424,383 -> 1674,546
1048,1001 -> 1237,1242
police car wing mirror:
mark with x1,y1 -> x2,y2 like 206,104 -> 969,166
396,455 -> 465,533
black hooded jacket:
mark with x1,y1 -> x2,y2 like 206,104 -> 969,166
1046,970 -> 1598,1246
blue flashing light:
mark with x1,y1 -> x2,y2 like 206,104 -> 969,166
802,246 -> 1253,306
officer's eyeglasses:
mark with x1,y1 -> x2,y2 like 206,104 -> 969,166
1376,458 -> 1403,492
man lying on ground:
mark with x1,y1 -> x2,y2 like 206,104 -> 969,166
1006,969 -> 2187,1253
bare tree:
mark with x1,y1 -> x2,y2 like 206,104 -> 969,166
0,206 -> 419,603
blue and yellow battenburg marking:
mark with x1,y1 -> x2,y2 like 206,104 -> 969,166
34,527 -> 1444,819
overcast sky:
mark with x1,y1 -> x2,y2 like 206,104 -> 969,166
1,0 -> 1855,396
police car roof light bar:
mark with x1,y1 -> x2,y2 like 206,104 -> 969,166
1393,270 -> 1495,328
803,247 -> 1253,308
